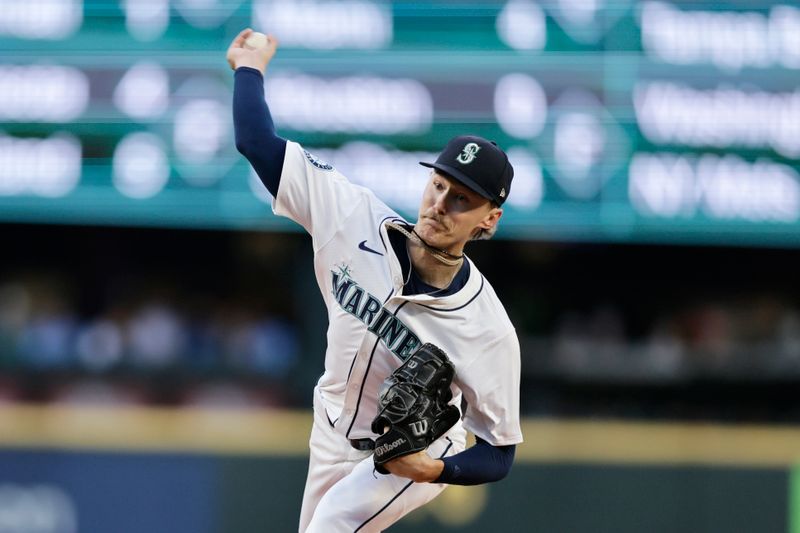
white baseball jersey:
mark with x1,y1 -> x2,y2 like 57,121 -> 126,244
273,140 -> 523,448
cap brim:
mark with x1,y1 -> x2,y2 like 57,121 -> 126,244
419,162 -> 495,202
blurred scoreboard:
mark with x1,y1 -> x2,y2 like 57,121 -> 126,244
1,0 -> 800,246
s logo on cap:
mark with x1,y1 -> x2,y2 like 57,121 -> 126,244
456,142 -> 481,164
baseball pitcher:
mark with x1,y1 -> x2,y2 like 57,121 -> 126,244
227,29 -> 523,532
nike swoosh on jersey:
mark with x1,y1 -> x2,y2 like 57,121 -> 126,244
358,240 -> 383,256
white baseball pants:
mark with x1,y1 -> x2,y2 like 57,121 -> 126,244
299,387 -> 466,532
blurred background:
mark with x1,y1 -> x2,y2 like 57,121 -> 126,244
2,0 -> 800,531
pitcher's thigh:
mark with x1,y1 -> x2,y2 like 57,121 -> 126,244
305,456 -> 447,533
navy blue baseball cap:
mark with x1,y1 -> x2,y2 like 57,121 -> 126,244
420,135 -> 514,206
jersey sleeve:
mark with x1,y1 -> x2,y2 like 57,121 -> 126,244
272,141 -> 367,250
458,330 -> 523,446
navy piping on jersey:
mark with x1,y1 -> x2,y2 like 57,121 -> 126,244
345,349 -> 359,383
345,299 -> 409,439
376,215 -> 406,254
354,438 -> 454,532
412,274 -> 485,312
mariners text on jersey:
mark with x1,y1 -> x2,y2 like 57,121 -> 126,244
331,264 -> 421,361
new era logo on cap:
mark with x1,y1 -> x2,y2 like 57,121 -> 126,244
420,135 -> 514,206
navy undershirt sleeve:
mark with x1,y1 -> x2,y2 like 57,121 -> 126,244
233,67 -> 287,197
434,436 -> 516,486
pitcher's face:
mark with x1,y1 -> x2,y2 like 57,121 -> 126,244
415,171 -> 501,252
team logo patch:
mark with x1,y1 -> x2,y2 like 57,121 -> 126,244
304,150 -> 334,171
456,142 -> 480,164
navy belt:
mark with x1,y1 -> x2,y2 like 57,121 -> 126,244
350,438 -> 375,451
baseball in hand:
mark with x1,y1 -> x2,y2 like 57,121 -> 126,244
244,31 -> 269,50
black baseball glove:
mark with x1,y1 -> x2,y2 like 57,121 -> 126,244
371,343 -> 460,474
